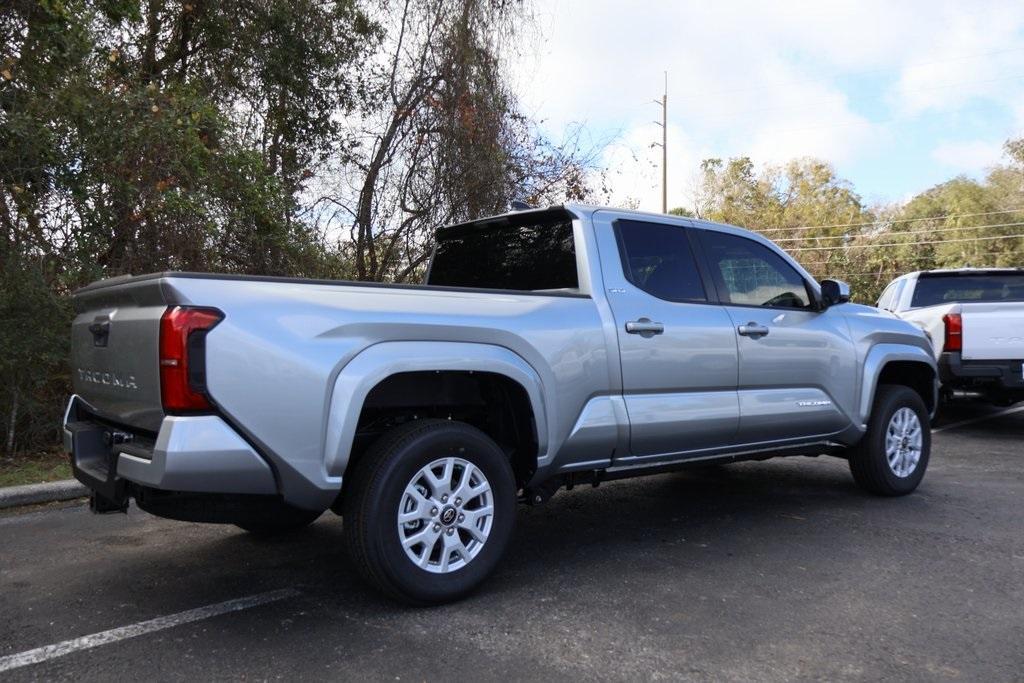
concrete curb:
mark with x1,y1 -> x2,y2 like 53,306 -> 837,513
0,479 -> 88,509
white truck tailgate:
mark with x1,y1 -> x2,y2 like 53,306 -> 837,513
961,304 -> 1024,360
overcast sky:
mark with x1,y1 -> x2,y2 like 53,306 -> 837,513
510,0 -> 1024,212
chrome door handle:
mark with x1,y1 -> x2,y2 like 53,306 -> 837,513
625,318 -> 664,337
737,322 -> 770,338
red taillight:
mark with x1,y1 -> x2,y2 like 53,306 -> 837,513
160,306 -> 223,411
942,313 -> 962,353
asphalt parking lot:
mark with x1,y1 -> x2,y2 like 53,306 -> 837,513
2,401 -> 1023,682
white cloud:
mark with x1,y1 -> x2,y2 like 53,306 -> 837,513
509,0 -> 1024,207
930,139 -> 1005,172
598,121 -> 709,211
890,5 -> 1024,115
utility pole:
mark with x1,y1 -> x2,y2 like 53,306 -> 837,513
651,71 -> 667,213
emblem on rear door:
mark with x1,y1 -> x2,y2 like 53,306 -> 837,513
77,369 -> 138,391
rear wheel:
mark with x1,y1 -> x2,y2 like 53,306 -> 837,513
343,419 -> 516,605
848,384 -> 931,496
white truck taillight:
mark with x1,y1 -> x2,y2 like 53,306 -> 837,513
942,313 -> 962,353
160,306 -> 223,411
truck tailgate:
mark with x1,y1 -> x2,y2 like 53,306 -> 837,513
71,277 -> 172,432
962,303 -> 1024,360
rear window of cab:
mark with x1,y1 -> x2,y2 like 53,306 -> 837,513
427,209 -> 578,292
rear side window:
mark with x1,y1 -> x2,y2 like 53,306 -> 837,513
428,212 -> 578,291
613,220 -> 706,302
911,272 -> 1024,307
890,280 -> 906,310
700,230 -> 812,309
876,282 -> 897,310
877,279 -> 905,311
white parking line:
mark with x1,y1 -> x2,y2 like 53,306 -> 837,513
932,405 -> 1024,434
0,588 -> 299,673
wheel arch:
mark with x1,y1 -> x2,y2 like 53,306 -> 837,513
860,344 -> 938,423
324,341 -> 548,487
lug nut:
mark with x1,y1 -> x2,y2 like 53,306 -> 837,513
433,523 -> 441,531
455,498 -> 462,506
458,514 -> 465,522
431,507 -> 438,516
446,528 -> 454,536
441,494 -> 448,503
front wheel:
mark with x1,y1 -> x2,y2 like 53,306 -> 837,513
848,384 -> 931,496
343,419 -> 517,605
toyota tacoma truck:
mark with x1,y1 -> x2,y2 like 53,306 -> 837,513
66,204 -> 937,604
877,268 -> 1024,405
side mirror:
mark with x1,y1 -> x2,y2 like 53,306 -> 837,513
820,279 -> 851,307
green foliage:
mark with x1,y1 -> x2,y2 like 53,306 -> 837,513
0,449 -> 71,487
1,0 -> 377,454
690,148 -> 1024,304
0,257 -> 71,452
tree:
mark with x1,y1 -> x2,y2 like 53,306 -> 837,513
692,156 -> 874,290
317,0 -> 603,283
1,0 -> 378,454
689,142 -> 1024,304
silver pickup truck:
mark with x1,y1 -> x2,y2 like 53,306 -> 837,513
65,204 -> 937,604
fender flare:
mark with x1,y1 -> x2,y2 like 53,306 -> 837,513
859,343 -> 938,424
323,341 -> 548,480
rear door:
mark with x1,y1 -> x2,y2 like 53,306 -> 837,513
694,229 -> 856,445
71,277 -> 169,432
592,213 -> 739,464
961,303 -> 1024,360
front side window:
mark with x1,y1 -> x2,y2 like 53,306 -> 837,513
701,231 -> 812,309
614,220 -> 706,302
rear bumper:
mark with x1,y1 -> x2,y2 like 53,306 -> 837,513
938,353 -> 1024,397
63,395 -> 278,503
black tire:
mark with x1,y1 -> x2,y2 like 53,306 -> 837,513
848,384 -> 931,496
343,419 -> 517,605
234,503 -> 323,536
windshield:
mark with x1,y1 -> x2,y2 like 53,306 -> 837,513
911,272 -> 1024,307
427,210 -> 578,292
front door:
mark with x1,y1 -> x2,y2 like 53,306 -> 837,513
593,213 -> 740,464
695,229 -> 856,445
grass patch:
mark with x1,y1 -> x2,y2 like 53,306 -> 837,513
0,450 -> 72,488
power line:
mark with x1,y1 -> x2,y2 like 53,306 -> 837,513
783,248 -> 1023,272
771,220 -> 1024,244
753,208 -> 1024,233
808,269 -> 1021,279
798,245 -> 1023,268
787,232 -> 1024,252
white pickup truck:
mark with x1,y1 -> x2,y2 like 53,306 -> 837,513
877,268 -> 1024,405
